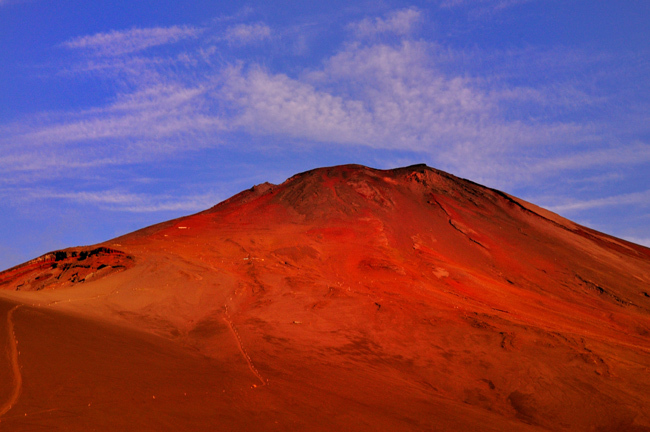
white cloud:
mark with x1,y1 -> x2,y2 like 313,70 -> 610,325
220,39 -> 588,177
0,84 -> 225,174
3,7 -> 646,205
63,25 -> 202,57
220,65 -> 376,145
33,84 -> 219,144
224,23 -> 271,45
350,8 -> 422,38
0,152 -> 122,174
525,142 -> 650,174
439,0 -> 534,11
2,10 -> 632,197
491,83 -> 601,110
544,190 -> 650,213
30,189 -> 223,213
42,10 -> 619,189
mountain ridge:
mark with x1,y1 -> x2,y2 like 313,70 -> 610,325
1,163 -> 649,431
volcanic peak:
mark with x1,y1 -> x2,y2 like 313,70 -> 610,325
1,163 -> 650,431
212,163 -> 486,221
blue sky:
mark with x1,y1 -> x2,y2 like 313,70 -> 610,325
1,0 -> 649,270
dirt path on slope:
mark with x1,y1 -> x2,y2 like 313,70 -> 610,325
223,306 -> 266,386
0,305 -> 22,418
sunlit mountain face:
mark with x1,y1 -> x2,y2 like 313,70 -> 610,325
1,164 -> 650,431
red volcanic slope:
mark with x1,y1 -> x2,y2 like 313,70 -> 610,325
1,164 -> 650,431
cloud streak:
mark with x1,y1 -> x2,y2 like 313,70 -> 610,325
224,23 -> 271,45
28,189 -> 224,213
0,84 -> 225,174
545,190 -> 650,213
62,25 -> 202,57
526,142 -> 650,174
438,0 -> 535,12
349,7 -> 422,38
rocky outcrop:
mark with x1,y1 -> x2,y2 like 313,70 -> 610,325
0,247 -> 133,291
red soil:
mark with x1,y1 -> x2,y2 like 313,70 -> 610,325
1,164 -> 649,431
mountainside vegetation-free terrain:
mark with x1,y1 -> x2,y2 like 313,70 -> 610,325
1,164 -> 649,431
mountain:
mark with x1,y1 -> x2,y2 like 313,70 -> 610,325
1,164 -> 650,431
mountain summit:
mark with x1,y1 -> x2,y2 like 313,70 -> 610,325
1,164 -> 650,431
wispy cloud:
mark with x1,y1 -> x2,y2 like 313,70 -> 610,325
525,142 -> 650,174
0,84 -> 224,174
221,64 -> 376,145
2,6 -> 648,214
220,39 -> 590,179
62,25 -> 202,57
438,0 -> 535,11
224,23 -> 271,45
544,190 -> 650,213
349,7 -> 422,38
5,14 -> 631,190
30,86 -> 213,143
28,189 -> 223,213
